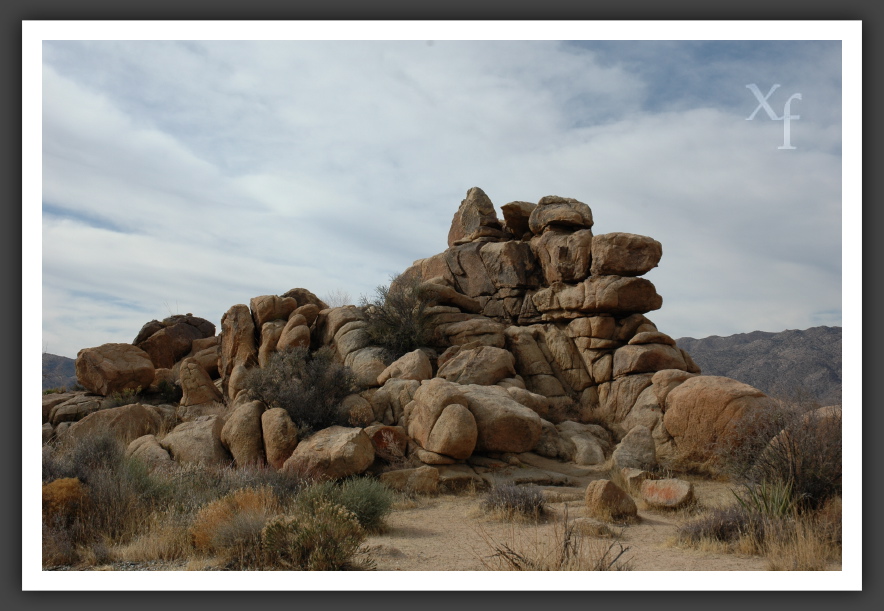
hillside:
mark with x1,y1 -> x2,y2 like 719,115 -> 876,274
42,353 -> 77,391
675,326 -> 842,405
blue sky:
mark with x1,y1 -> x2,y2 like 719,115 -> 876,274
35,30 -> 849,361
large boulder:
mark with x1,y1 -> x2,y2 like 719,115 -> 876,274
65,403 -> 164,446
663,375 -> 776,461
219,305 -> 257,397
261,408 -> 300,470
611,425 -> 657,470
133,315 -> 215,370
126,434 -> 174,471
407,379 -> 477,459
590,233 -> 662,277
75,343 -> 155,396
179,357 -> 223,406
48,394 -> 103,426
249,295 -> 298,329
530,228 -> 593,284
371,378 -> 421,425
160,415 -> 231,466
447,186 -> 506,247
282,426 -> 375,480
501,201 -> 536,239
377,349 -> 434,385
345,347 -> 390,389
612,343 -> 687,378
220,400 -> 267,467
461,384 -> 543,453
584,479 -> 637,521
528,195 -> 593,234
276,314 -> 311,352
436,345 -> 516,386
257,320 -> 287,368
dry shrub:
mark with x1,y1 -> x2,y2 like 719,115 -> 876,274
43,478 -> 89,526
243,346 -> 357,435
190,486 -> 280,566
116,512 -> 194,563
476,508 -> 632,571
719,399 -> 841,512
764,511 -> 842,570
480,484 -> 547,523
261,501 -> 370,570
360,275 -> 436,360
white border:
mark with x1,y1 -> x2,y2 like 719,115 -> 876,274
25,20 -> 861,592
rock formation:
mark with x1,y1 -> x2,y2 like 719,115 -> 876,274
53,187 -> 792,481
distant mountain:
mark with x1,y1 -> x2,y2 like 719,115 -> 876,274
676,326 -> 842,406
42,353 -> 78,391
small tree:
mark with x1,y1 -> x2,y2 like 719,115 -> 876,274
360,275 -> 435,360
243,346 -> 357,435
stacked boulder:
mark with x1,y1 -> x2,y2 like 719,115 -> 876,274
48,187 -> 778,482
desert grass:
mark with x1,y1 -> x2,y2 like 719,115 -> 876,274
478,483 -> 547,523
674,496 -> 841,570
475,507 -> 633,571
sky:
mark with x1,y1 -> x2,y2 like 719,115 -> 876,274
25,22 -> 861,592
34,33 -> 850,360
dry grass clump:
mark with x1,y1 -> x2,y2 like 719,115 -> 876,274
675,496 -> 842,570
476,509 -> 632,571
480,484 -> 547,523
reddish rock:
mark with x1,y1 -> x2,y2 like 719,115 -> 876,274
640,478 -> 694,509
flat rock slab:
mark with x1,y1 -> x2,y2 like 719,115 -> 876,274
478,465 -> 572,488
515,452 -> 597,478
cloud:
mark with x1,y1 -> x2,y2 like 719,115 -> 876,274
37,39 -> 843,358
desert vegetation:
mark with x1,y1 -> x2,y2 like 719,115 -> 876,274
360,275 -> 436,360
674,398 -> 842,570
41,432 -> 393,570
243,346 -> 359,435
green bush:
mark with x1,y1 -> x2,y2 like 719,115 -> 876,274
296,477 -> 394,533
360,275 -> 436,359
243,346 -> 357,434
481,484 -> 547,522
105,386 -> 142,408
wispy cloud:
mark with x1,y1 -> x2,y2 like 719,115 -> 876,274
37,38 -> 843,358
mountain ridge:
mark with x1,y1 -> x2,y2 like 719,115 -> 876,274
675,325 -> 841,406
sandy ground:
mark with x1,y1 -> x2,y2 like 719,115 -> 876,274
364,477 -> 769,571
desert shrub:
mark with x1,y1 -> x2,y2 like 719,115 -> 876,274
261,501 -> 370,570
42,478 -> 89,528
360,275 -> 436,359
481,484 -> 547,522
718,399 -> 841,511
43,387 -> 67,395
243,346 -> 357,434
677,505 -> 766,546
41,434 -> 177,566
190,486 -> 280,567
296,477 -> 394,533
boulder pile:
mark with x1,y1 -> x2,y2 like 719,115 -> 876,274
45,187 -> 777,482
